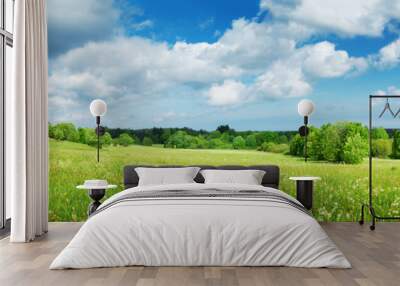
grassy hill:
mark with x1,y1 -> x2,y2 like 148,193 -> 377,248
49,140 -> 400,222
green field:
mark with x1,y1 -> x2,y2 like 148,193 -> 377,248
49,139 -> 400,222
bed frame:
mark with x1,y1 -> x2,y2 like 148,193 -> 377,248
123,165 -> 280,189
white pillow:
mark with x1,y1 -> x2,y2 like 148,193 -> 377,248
200,169 -> 266,185
135,167 -> 200,186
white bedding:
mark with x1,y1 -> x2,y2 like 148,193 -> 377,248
50,183 -> 351,269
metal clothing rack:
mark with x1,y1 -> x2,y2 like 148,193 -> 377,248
359,95 -> 400,230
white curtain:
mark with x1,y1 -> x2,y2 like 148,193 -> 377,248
8,0 -> 48,242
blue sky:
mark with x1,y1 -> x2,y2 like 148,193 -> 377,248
47,0 -> 400,131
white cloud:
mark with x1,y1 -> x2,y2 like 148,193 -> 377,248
213,18 -> 311,72
254,64 -> 312,98
260,0 -> 400,37
48,2 -> 374,123
375,85 -> 400,95
372,86 -> 400,107
207,80 -> 250,106
300,41 -> 368,77
131,20 -> 154,31
376,38 -> 400,67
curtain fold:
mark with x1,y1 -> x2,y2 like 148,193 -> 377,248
9,0 -> 48,242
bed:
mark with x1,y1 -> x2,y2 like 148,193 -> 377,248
50,165 -> 350,269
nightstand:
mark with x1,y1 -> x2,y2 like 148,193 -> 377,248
77,183 -> 117,215
289,177 -> 320,210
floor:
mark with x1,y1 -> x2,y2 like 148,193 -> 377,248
0,222 -> 399,286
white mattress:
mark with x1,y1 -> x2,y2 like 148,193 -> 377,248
50,183 -> 351,269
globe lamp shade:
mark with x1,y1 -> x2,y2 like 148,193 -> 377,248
297,99 -> 315,117
90,99 -> 107,117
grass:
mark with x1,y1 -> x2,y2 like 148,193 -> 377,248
49,139 -> 400,222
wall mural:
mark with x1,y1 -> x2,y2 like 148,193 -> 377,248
48,0 -> 400,222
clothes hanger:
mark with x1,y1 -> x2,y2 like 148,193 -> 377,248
379,98 -> 395,118
394,105 -> 400,118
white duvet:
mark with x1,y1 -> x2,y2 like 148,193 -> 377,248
50,183 -> 351,269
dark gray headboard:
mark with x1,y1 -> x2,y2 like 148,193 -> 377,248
123,165 -> 280,189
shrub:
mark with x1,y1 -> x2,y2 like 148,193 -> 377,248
343,134 -> 368,164
258,142 -> 274,152
102,132 -> 112,146
51,123 -> 79,142
208,138 -> 225,149
232,136 -> 246,149
372,139 -> 391,158
113,133 -> 134,146
142,137 -> 153,146
258,142 -> 288,153
276,135 -> 288,144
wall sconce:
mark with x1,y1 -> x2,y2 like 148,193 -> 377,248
90,99 -> 107,162
297,99 -> 315,162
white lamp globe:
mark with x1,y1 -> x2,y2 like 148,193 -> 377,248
90,99 -> 107,117
297,99 -> 315,117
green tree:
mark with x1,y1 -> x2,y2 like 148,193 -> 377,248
52,125 -> 65,140
258,131 -> 278,144
161,128 -> 172,143
343,134 -> 368,164
336,122 -> 368,161
289,134 -> 304,156
276,135 -> 288,144
221,132 -> 233,143
209,130 -> 221,139
232,136 -> 246,149
216,125 -> 232,134
392,131 -> 400,159
372,139 -> 392,158
193,136 -> 209,149
48,123 -> 54,138
53,123 -> 79,142
321,124 -> 341,162
102,132 -> 112,146
371,127 -> 389,140
114,133 -> 134,146
165,131 -> 191,148
142,137 -> 153,146
308,127 -> 324,161
78,128 -> 95,144
245,134 -> 257,149
208,138 -> 226,149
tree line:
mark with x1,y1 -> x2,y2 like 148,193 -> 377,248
49,123 -> 296,150
48,122 -> 400,164
289,123 -> 400,164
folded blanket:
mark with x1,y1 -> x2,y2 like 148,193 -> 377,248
92,188 -> 310,217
